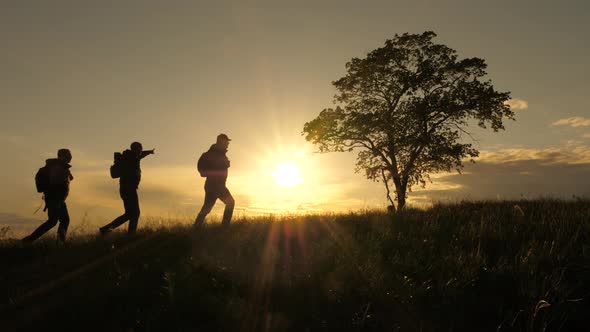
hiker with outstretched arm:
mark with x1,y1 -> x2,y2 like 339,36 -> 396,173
195,134 -> 235,226
23,149 -> 73,243
99,142 -> 154,235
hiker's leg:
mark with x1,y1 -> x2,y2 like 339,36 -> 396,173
23,201 -> 59,242
23,219 -> 58,242
195,190 -> 217,225
219,187 -> 235,226
56,201 -> 70,242
100,188 -> 130,231
126,189 -> 140,234
101,214 -> 129,231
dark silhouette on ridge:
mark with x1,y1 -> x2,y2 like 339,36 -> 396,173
22,149 -> 73,243
99,142 -> 154,235
195,133 -> 235,226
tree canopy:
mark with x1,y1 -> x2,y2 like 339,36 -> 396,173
303,31 -> 514,210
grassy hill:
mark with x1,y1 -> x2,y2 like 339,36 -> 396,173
1,200 -> 590,331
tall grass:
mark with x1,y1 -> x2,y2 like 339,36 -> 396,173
1,199 -> 589,331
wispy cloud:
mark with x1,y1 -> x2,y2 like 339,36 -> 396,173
412,145 -> 590,204
477,146 -> 590,165
552,116 -> 590,128
0,212 -> 45,237
504,98 -> 529,110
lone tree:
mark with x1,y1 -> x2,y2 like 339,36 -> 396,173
303,31 -> 513,210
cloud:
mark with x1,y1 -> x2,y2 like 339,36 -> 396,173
412,145 -> 590,204
552,116 -> 590,128
476,146 -> 590,164
0,212 -> 41,226
504,98 -> 528,110
0,212 -> 45,237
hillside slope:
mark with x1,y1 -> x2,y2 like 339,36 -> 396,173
2,200 -> 590,331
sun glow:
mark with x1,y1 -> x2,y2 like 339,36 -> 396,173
272,162 -> 303,187
232,136 -> 328,214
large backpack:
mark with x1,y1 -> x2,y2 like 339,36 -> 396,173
110,152 -> 123,179
35,166 -> 51,193
197,152 -> 209,177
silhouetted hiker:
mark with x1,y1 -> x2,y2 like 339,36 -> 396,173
99,142 -> 155,235
23,149 -> 73,243
195,134 -> 235,226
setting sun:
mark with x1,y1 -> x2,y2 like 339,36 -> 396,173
272,162 -> 303,187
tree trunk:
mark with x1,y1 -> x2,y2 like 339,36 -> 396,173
397,190 -> 406,210
381,169 -> 396,213
392,175 -> 406,210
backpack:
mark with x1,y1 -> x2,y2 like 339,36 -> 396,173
110,152 -> 123,179
35,166 -> 51,193
197,152 -> 209,177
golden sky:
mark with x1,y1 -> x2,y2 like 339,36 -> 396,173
1,1 -> 590,228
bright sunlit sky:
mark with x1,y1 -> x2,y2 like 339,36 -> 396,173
1,0 -> 590,227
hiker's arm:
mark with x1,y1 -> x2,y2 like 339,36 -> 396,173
140,149 -> 155,159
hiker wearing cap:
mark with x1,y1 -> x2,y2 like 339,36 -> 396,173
23,149 -> 74,243
195,134 -> 235,226
99,141 -> 155,235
